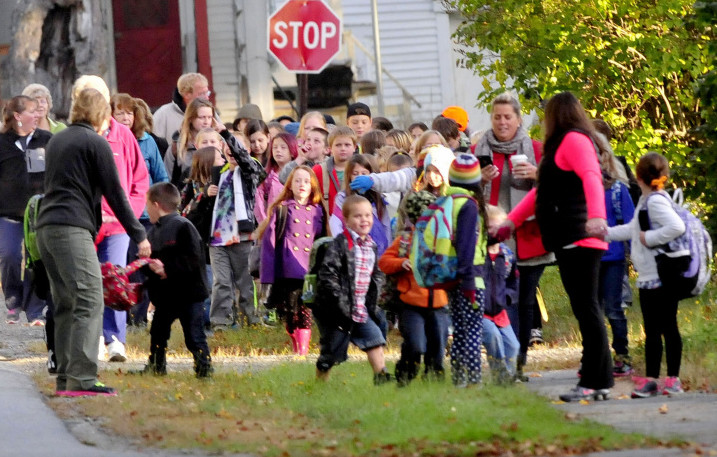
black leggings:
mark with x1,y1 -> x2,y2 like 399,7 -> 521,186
555,247 -> 614,390
638,287 -> 681,378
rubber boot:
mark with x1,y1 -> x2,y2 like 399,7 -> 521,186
295,328 -> 311,355
287,328 -> 298,353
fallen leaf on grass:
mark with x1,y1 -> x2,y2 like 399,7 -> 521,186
552,400 -> 566,404
659,404 -> 669,414
529,372 -> 542,378
564,413 -> 578,421
579,399 -> 590,405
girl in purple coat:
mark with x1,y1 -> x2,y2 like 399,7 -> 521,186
256,166 -> 329,354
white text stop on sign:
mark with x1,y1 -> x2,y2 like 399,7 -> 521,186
271,21 -> 337,50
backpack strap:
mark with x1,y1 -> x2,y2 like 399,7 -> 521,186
343,229 -> 354,250
322,162 -> 331,202
612,181 -> 623,224
329,168 -> 341,194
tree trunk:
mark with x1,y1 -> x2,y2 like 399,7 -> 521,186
0,0 -> 112,120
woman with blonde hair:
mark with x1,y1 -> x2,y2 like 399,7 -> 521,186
21,83 -> 66,133
37,88 -> 150,396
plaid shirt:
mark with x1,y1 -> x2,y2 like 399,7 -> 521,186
348,229 -> 375,323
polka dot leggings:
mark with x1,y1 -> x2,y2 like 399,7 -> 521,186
449,289 -> 485,386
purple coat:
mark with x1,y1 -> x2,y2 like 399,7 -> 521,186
260,199 -> 326,283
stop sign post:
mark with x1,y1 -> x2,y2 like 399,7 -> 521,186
268,0 -> 342,116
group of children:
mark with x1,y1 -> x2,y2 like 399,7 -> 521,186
135,96 -> 691,402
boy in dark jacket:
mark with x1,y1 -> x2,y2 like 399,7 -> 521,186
314,194 -> 391,385
482,205 -> 520,383
142,182 -> 212,377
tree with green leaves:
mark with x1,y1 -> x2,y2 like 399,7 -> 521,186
446,0 -> 716,225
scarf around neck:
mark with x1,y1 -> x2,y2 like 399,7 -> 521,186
476,126 -> 537,212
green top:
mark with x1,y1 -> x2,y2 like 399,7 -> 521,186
48,118 -> 67,134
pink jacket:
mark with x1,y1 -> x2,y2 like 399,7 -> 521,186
254,169 -> 284,221
100,118 -> 149,238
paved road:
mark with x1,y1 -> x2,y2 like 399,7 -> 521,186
0,363 -> 253,457
524,369 -> 717,457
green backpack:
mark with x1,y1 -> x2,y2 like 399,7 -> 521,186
24,194 -> 44,266
301,236 -> 335,306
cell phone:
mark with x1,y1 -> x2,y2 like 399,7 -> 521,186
478,155 -> 493,168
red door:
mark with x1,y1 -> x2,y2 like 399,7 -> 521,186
112,0 -> 182,108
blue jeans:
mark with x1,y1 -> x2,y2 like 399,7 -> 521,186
482,318 -> 520,376
599,260 -> 629,356
97,233 -> 130,344
315,314 -> 386,372
0,217 -> 45,320
396,305 -> 450,381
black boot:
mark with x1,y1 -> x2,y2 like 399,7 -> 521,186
373,368 -> 392,385
515,352 -> 529,382
194,352 -> 213,378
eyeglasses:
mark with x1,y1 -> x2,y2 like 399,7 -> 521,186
197,90 -> 212,98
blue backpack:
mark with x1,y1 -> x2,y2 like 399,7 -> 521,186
642,189 -> 712,300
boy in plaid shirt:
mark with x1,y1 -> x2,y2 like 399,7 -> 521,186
313,195 -> 391,385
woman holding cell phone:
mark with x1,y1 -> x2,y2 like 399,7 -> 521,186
473,92 -> 553,381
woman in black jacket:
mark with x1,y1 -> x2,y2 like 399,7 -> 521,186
0,95 -> 52,325
37,88 -> 150,397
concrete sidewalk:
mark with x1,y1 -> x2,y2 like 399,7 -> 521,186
524,369 -> 717,456
0,364 -> 250,457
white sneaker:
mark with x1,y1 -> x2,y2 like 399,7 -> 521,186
107,336 -> 127,362
99,336 -> 107,361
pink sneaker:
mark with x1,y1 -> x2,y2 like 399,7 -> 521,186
56,382 -> 117,397
662,376 -> 684,395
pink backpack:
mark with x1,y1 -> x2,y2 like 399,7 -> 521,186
101,259 -> 152,311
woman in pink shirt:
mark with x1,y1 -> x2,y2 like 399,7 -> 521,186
496,92 -> 613,402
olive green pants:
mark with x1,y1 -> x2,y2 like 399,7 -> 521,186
38,225 -> 104,391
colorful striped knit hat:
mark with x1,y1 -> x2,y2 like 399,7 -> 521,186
449,153 -> 482,187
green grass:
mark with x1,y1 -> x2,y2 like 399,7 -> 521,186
34,265 -> 717,455
38,363 -> 655,456
120,264 -> 717,391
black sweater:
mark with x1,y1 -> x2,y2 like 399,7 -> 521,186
0,128 -> 53,220
37,123 -> 146,243
145,212 -> 208,307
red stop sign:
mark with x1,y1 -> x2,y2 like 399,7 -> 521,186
268,0 -> 342,73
